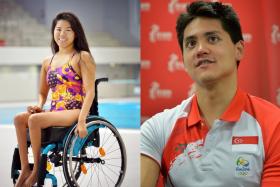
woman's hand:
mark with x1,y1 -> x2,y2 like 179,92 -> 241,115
27,106 -> 44,114
75,122 -> 88,138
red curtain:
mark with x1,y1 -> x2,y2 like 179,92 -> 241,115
141,0 -> 280,119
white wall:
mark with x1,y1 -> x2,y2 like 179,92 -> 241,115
0,47 -> 139,65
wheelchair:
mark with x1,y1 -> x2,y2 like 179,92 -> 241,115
11,78 -> 127,187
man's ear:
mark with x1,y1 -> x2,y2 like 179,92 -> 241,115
235,40 -> 244,61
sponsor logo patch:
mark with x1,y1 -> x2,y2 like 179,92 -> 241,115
235,155 -> 252,177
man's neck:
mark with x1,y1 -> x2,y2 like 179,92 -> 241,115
195,79 -> 237,128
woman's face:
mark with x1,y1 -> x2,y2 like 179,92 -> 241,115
53,20 -> 75,49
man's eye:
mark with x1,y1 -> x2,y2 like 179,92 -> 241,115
185,40 -> 196,49
208,35 -> 220,43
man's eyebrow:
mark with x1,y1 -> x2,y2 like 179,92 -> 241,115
184,30 -> 222,42
184,35 -> 196,42
204,31 -> 222,36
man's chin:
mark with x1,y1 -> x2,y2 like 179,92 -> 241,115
196,75 -> 219,87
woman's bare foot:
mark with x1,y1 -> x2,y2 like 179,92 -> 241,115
15,167 -> 31,187
23,171 -> 37,187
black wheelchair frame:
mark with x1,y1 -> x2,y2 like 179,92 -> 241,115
11,78 -> 127,187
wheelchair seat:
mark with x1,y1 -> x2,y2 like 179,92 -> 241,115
41,126 -> 72,145
26,126 -> 72,146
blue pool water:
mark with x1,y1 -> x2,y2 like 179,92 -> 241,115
0,102 -> 140,129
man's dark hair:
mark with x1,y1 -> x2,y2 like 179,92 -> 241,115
176,1 -> 243,65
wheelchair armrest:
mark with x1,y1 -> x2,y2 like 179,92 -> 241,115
95,77 -> 109,88
91,77 -> 109,116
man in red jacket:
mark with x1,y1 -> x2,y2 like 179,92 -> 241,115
141,1 -> 280,187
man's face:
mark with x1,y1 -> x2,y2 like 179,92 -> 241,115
182,17 -> 244,87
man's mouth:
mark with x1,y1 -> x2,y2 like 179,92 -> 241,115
195,59 -> 215,67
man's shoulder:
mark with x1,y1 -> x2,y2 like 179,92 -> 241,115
246,94 -> 280,124
145,96 -> 193,126
248,94 -> 280,114
141,97 -> 193,149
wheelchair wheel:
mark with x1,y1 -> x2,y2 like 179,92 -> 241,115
62,117 -> 127,187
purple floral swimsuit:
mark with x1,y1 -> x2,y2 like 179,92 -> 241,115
47,54 -> 85,111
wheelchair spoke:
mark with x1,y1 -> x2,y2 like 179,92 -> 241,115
58,164 -> 65,184
101,129 -> 114,147
103,163 -> 122,177
92,163 -> 100,187
106,147 -> 121,156
88,164 -> 94,187
101,126 -> 109,147
104,162 -> 122,168
104,156 -> 122,161
103,138 -> 118,154
100,164 -> 115,186
88,145 -> 98,158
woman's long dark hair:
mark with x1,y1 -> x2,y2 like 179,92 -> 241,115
51,12 -> 91,54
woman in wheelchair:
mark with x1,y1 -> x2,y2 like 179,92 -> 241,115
14,12 -> 95,187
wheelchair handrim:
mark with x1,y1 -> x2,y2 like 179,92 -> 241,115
65,119 -> 127,187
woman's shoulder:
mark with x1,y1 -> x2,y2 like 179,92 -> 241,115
79,51 -> 92,60
79,51 -> 95,65
41,55 -> 54,70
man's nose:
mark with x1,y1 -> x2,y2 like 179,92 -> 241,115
196,41 -> 210,57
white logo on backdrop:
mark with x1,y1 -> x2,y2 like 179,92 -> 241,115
272,24 -> 280,44
141,2 -> 151,12
141,60 -> 151,69
149,24 -> 172,43
277,88 -> 280,106
149,81 -> 172,100
242,33 -> 253,43
168,0 -> 188,14
168,53 -> 185,72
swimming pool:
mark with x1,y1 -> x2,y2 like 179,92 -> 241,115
0,101 -> 140,129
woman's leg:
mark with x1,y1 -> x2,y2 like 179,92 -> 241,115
14,112 -> 32,187
23,109 -> 80,187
